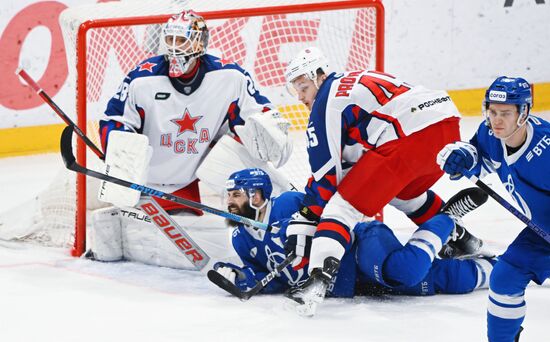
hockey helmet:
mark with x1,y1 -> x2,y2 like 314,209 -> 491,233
162,10 -> 209,77
483,76 -> 532,126
226,168 -> 273,201
285,47 -> 329,85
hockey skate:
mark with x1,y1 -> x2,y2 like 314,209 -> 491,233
285,257 -> 340,317
515,326 -> 524,342
438,187 -> 494,259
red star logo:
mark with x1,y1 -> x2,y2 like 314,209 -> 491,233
216,58 -> 233,67
138,62 -> 157,72
171,109 -> 202,136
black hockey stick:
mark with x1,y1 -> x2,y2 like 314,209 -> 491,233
207,253 -> 295,300
465,173 -> 550,245
16,68 -> 106,160
60,125 -> 270,231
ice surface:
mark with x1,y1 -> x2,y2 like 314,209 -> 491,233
0,117 -> 548,342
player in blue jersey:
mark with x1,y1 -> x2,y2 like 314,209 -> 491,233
214,168 -> 306,292
98,10 -> 292,212
437,76 -> 550,342
281,47 -> 490,315
212,168 -> 496,316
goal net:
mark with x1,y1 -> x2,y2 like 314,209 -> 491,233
2,0 -> 384,256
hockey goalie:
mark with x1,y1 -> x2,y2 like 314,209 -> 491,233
87,10 -> 293,271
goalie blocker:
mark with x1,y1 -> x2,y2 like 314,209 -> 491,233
98,130 -> 151,208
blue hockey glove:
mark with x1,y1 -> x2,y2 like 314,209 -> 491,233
437,142 -> 478,180
213,262 -> 257,291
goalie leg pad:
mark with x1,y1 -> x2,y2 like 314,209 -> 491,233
118,205 -> 199,270
137,198 -> 210,270
89,206 -> 123,261
117,206 -> 237,270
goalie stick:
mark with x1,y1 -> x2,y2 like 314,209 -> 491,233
60,125 -> 270,231
16,68 -> 105,160
465,173 -> 550,245
207,253 -> 295,300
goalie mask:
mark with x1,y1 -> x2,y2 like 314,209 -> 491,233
163,10 -> 209,77
482,76 -> 532,129
225,168 -> 273,222
285,47 -> 329,96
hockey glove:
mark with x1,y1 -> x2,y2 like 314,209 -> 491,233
437,141 -> 478,180
234,109 -> 293,168
285,209 -> 318,270
213,262 -> 257,291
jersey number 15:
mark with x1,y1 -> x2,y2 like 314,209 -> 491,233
306,126 -> 319,148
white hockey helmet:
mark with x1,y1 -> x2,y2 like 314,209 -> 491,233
285,47 -> 329,84
162,10 -> 209,77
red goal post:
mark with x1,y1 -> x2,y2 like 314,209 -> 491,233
60,0 -> 385,256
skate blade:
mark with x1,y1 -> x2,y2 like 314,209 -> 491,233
456,250 -> 497,260
284,297 -> 318,317
459,242 -> 497,260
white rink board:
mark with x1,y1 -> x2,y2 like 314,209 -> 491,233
1,0 -> 550,128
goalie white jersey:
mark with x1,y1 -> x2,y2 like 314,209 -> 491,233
100,54 -> 273,193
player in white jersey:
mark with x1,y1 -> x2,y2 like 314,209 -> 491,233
99,10 -> 292,211
86,10 -> 292,269
282,47 -> 488,316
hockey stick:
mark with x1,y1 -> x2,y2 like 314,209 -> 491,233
16,68 -> 105,160
466,173 -> 550,244
138,197 -> 210,270
60,125 -> 270,231
207,253 -> 295,300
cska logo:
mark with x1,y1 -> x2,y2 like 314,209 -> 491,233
216,58 -> 233,67
162,108 -> 210,154
137,61 -> 157,72
171,108 -> 202,136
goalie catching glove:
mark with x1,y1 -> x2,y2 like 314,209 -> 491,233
234,109 -> 293,168
213,262 -> 257,291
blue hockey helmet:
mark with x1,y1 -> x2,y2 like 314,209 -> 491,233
226,168 -> 273,200
483,76 -> 532,126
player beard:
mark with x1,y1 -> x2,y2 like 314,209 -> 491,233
226,203 -> 257,227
